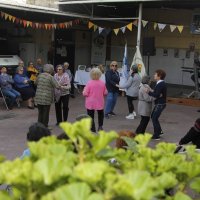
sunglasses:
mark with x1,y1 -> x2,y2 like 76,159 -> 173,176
112,64 -> 117,67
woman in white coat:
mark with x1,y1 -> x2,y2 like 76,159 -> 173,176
135,76 -> 155,134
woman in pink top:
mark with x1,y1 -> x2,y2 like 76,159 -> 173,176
83,68 -> 107,132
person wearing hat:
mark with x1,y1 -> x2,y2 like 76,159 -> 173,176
117,65 -> 141,119
135,75 -> 155,134
178,118 -> 200,149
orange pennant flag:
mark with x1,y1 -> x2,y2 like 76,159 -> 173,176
177,25 -> 184,33
1,12 -> 5,18
23,20 -> 27,27
88,21 -> 94,29
113,28 -> 119,35
126,23 -> 132,31
44,24 -> 48,29
29,22 -> 33,27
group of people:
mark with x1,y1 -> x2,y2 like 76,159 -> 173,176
83,61 -> 167,140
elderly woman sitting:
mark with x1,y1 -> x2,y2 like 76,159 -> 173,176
14,66 -> 35,109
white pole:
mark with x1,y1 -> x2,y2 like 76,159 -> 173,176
137,3 -> 142,48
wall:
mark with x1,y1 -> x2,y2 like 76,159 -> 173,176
74,30 -> 91,69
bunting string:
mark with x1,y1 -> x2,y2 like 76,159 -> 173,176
88,19 -> 186,35
0,11 -> 80,30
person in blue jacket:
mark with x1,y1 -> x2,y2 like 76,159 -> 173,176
104,61 -> 120,119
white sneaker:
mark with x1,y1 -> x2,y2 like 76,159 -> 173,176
126,114 -> 135,119
133,111 -> 136,117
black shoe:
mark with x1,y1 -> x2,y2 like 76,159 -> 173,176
160,131 -> 164,136
152,135 -> 161,140
109,111 -> 116,116
27,106 -> 34,109
70,94 -> 75,98
105,114 -> 109,119
98,126 -> 103,131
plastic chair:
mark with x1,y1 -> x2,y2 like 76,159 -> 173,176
0,87 -> 9,110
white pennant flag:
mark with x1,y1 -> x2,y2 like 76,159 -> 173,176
170,25 -> 177,32
158,23 -> 166,32
120,26 -> 126,33
131,46 -> 146,78
98,27 -> 104,34
142,20 -> 148,27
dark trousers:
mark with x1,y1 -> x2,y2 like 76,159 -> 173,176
136,116 -> 150,134
87,109 -> 104,132
55,94 -> 69,124
151,104 -> 166,137
70,76 -> 75,95
37,104 -> 51,127
127,96 -> 137,113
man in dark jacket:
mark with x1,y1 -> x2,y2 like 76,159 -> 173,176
104,61 -> 120,119
146,69 -> 167,140
179,118 -> 200,149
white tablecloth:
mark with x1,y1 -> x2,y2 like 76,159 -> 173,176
74,70 -> 105,85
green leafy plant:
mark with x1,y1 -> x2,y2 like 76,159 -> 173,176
0,119 -> 199,200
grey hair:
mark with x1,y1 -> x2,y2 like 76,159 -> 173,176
16,66 -> 23,73
63,62 -> 69,66
141,75 -> 151,84
43,64 -> 54,74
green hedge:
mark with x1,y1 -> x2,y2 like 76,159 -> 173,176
0,119 -> 200,200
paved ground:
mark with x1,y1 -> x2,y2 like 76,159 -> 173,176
0,92 -> 199,160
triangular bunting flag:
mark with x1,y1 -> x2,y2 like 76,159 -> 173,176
88,21 -> 94,29
20,19 -> 23,24
4,13 -> 9,20
27,21 -> 30,27
53,24 -> 57,29
114,28 -> 119,35
170,25 -> 176,32
98,27 -> 104,34
127,23 -> 132,31
12,16 -> 16,23
30,22 -> 33,27
38,24 -> 42,29
23,20 -> 27,27
120,26 -> 126,33
35,23 -> 39,28
1,12 -> 5,18
93,25 -> 98,32
153,22 -> 157,30
64,22 -> 69,28
158,23 -> 166,32
177,25 -> 184,33
69,21 -> 72,26
15,18 -> 20,24
133,19 -> 138,27
8,15 -> 13,21
142,20 -> 148,27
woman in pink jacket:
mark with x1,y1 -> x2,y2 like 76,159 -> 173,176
83,68 -> 107,132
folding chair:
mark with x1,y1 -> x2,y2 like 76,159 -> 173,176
0,87 -> 9,110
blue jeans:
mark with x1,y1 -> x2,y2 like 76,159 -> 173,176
105,92 -> 118,115
2,88 -> 20,106
151,104 -> 166,137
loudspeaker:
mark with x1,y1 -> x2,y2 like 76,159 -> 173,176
143,37 -> 155,56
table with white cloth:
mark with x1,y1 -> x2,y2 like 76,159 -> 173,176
74,70 -> 105,85
74,70 -> 126,86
